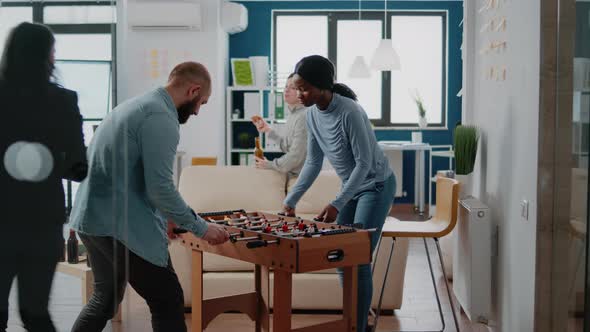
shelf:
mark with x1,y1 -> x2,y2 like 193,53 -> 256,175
227,86 -> 275,91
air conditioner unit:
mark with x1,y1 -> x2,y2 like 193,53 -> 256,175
128,1 -> 201,31
221,1 -> 248,34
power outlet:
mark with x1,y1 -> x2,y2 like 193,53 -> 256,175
520,200 -> 529,220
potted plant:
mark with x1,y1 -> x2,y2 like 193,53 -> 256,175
413,91 -> 428,128
238,132 -> 252,149
454,124 -> 479,198
437,125 -> 479,280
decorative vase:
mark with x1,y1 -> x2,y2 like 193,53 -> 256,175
418,116 -> 428,129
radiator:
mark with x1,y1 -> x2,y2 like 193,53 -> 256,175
453,197 -> 492,324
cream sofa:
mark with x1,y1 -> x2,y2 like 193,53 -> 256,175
169,166 -> 409,310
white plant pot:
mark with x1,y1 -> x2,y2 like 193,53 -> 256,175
418,117 -> 428,128
455,173 -> 472,199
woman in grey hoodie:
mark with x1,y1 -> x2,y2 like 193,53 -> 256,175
251,73 -> 308,180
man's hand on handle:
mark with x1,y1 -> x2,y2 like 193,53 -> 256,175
167,220 -> 179,239
202,224 -> 230,245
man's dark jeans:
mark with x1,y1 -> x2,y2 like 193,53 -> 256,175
71,234 -> 186,332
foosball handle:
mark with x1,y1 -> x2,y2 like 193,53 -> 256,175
278,212 -> 296,217
229,231 -> 245,243
246,240 -> 267,249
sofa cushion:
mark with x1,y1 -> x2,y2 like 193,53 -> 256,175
179,166 -> 286,212
289,170 -> 341,214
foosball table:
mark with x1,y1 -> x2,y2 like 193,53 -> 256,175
176,210 -> 373,332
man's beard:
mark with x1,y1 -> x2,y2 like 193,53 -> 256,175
177,95 -> 199,124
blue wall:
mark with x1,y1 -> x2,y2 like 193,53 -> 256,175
230,0 -> 464,205
576,3 -> 590,58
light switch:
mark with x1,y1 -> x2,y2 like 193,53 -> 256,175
521,200 -> 529,220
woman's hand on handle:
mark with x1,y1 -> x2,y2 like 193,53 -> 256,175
315,204 -> 339,223
282,205 -> 296,217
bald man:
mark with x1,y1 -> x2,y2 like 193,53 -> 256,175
69,62 -> 229,332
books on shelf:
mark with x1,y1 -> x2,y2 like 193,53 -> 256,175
244,92 -> 260,120
238,152 -> 256,166
239,153 -> 248,166
274,92 -> 284,120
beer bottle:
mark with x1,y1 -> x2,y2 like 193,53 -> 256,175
67,229 -> 79,264
254,137 -> 264,159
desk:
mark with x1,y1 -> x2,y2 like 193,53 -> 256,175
378,141 -> 431,215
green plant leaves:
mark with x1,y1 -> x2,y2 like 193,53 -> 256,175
454,125 -> 479,175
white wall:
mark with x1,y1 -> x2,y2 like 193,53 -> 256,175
464,1 -> 540,331
117,0 -> 229,167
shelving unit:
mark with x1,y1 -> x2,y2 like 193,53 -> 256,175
573,90 -> 589,168
225,86 -> 286,166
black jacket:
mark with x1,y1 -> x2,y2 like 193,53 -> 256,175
0,82 -> 88,230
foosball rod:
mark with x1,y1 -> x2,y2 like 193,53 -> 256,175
232,236 -> 260,242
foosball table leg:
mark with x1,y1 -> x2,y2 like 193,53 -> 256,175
191,250 -> 204,332
272,270 -> 293,331
255,265 -> 270,332
342,266 -> 358,332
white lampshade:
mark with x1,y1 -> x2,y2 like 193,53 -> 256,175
348,55 -> 371,78
370,39 -> 401,71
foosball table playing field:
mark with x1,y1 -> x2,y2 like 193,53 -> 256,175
175,209 -> 374,332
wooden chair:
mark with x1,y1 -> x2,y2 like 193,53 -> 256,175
372,177 -> 461,332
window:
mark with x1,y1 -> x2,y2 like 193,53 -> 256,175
273,11 -> 447,128
0,7 -> 33,51
337,20 -> 383,119
275,15 -> 328,88
43,5 -> 116,24
54,61 -> 112,121
54,34 -> 112,61
390,15 -> 444,125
